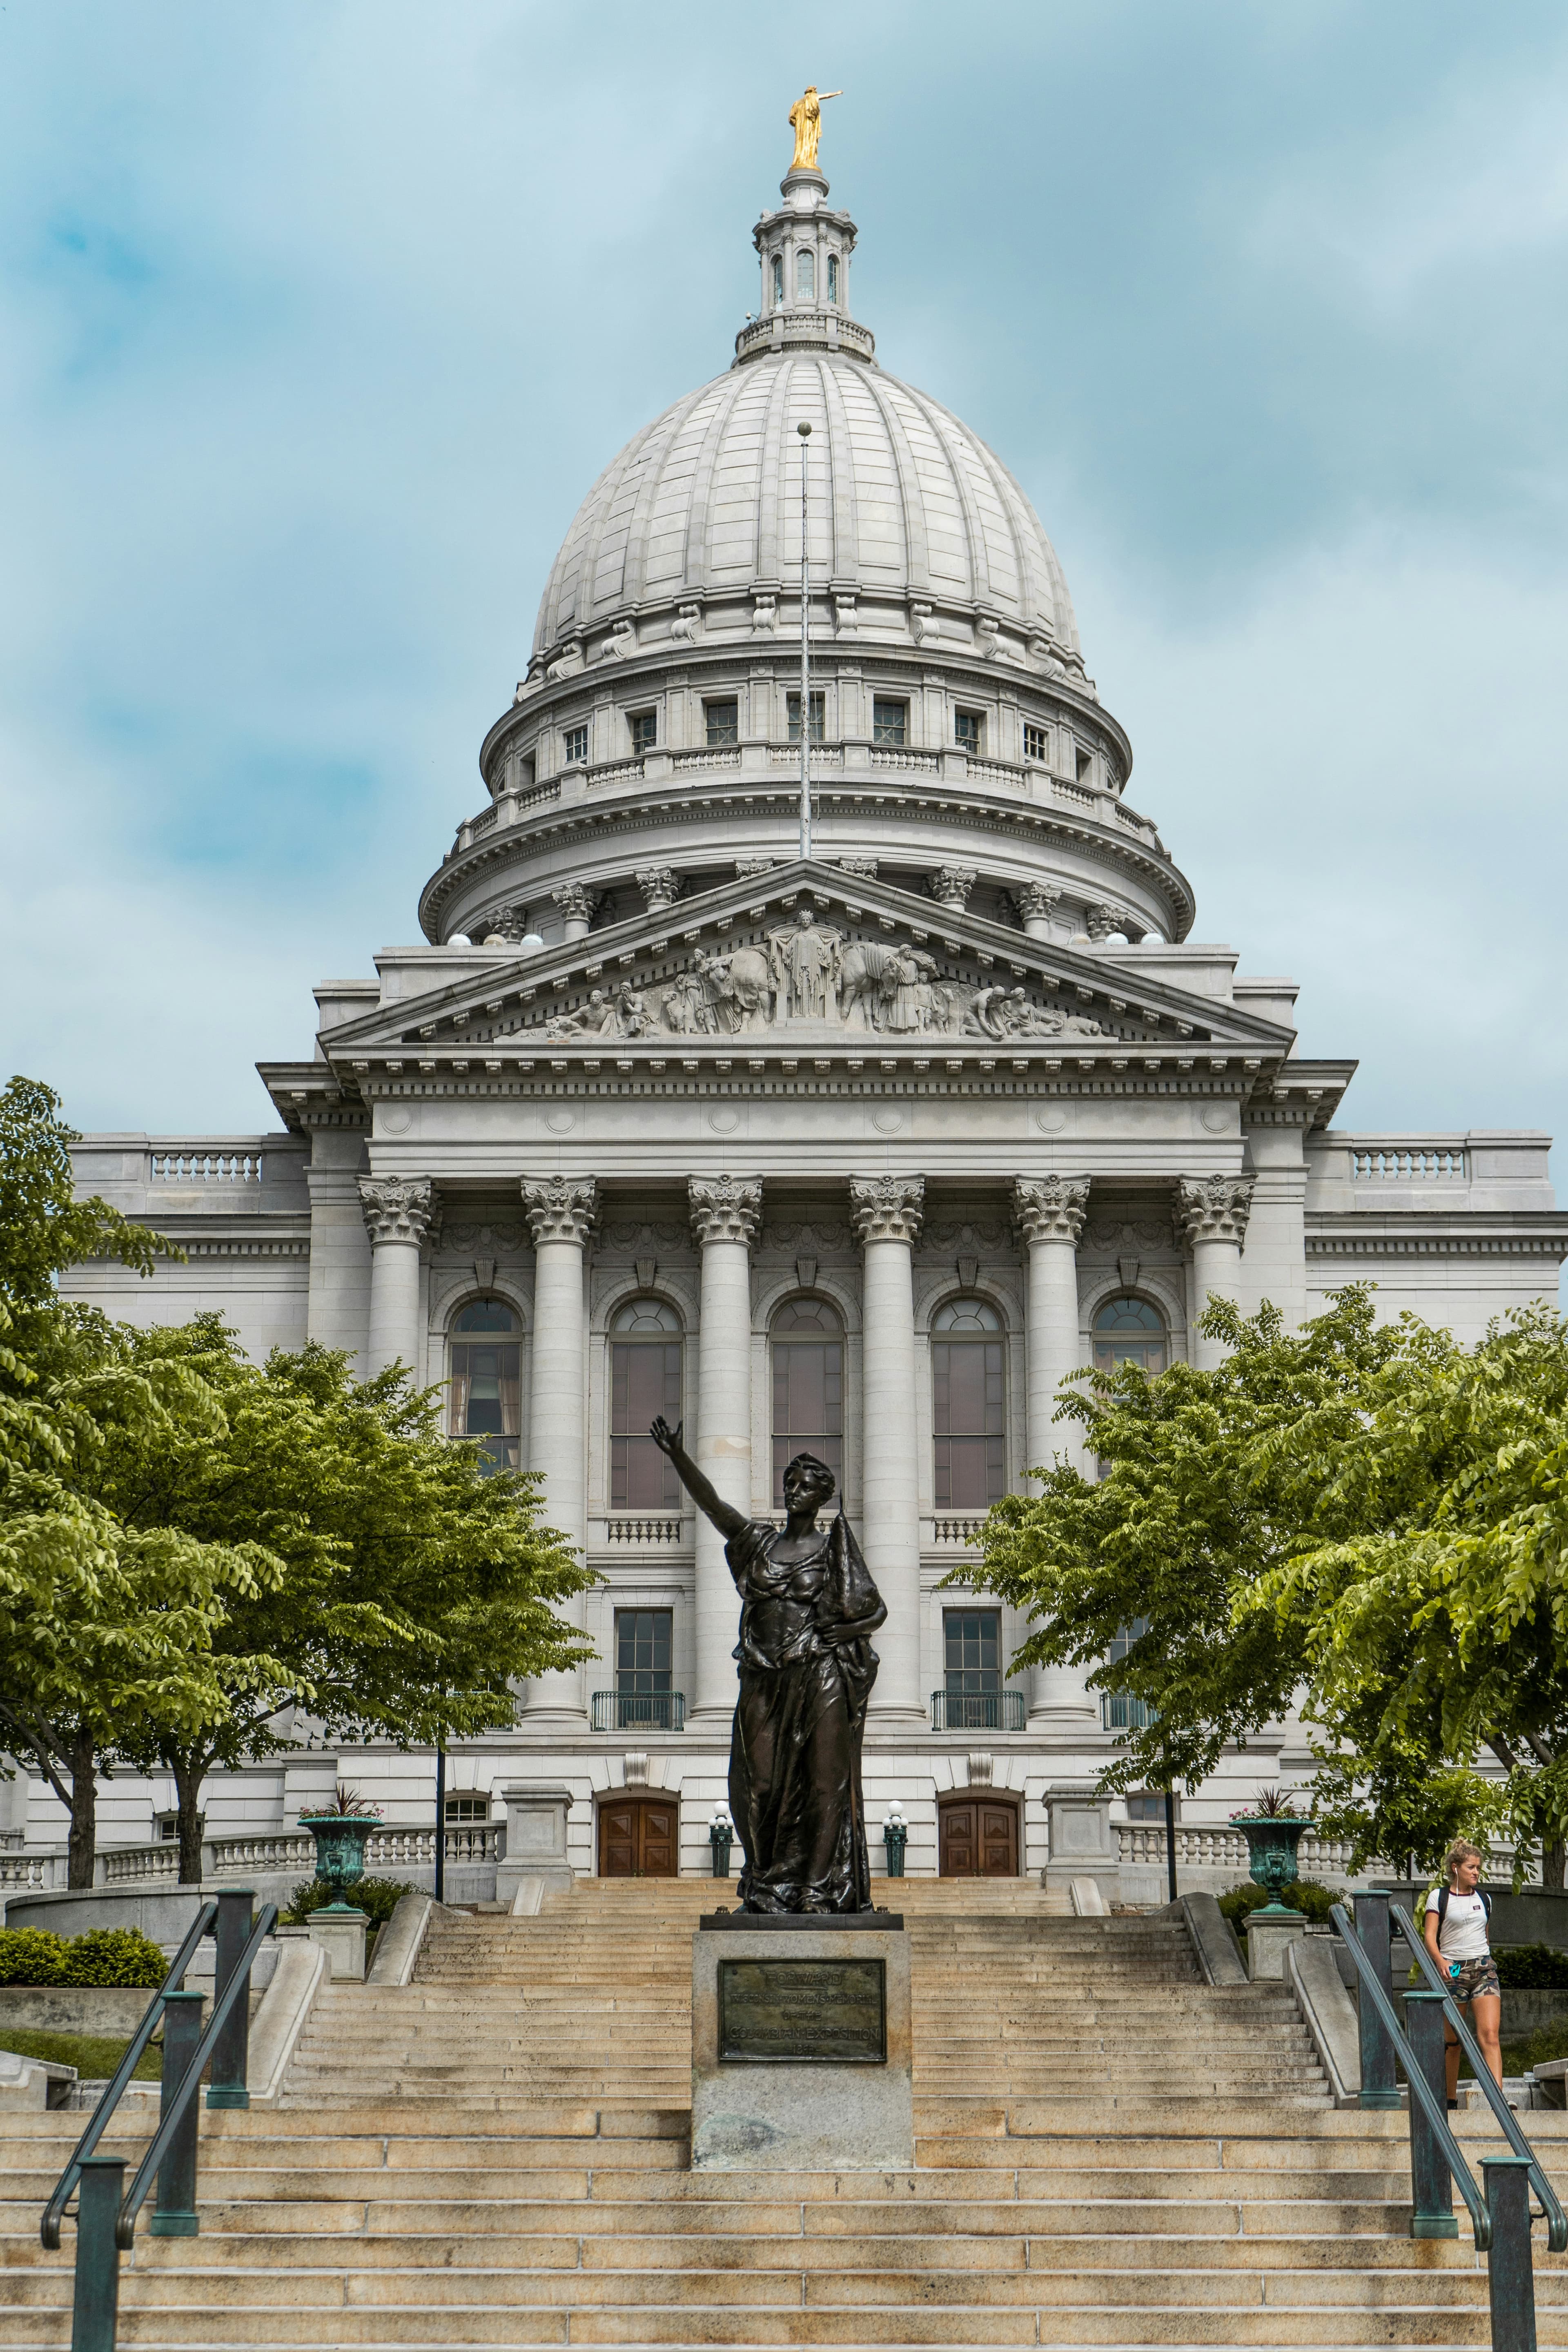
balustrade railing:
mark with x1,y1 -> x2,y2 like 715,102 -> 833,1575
590,1690 -> 687,1733
1115,1823 -> 1362,1875
929,1689 -> 1026,1733
1350,1145 -> 1468,1180
601,1515 -> 684,1543
148,1152 -> 263,1183
932,1514 -> 987,1545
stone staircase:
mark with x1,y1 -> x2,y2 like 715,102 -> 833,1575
3,1876 -> 1566,2346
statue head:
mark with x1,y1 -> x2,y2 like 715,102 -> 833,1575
796,906 -> 814,929
781,1451 -> 837,1513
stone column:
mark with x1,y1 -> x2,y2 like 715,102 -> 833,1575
1013,1175 -> 1098,1732
520,1175 -> 598,1725
358,1176 -> 437,1377
552,883 -> 599,942
849,1175 -> 926,1724
1176,1176 -> 1256,1370
1013,882 -> 1060,940
687,1176 -> 763,1728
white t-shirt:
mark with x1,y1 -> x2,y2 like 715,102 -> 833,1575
1429,1886 -> 1490,1963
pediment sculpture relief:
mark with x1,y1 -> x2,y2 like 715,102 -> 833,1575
529,908 -> 1111,1045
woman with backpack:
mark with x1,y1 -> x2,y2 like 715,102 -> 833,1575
1422,1838 -> 1503,2104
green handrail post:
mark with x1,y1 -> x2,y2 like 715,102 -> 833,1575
206,1887 -> 254,2109
1353,1890 -> 1399,2109
69,2156 -> 124,2352
1404,1991 -> 1459,2238
149,1991 -> 203,2237
1484,2156 -> 1539,2352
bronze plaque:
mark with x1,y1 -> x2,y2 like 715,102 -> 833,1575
717,1957 -> 886,2064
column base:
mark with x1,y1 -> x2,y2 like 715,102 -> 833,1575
1027,1706 -> 1100,1733
866,1703 -> 931,1730
516,1708 -> 591,1731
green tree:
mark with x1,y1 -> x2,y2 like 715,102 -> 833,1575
98,1318 -> 596,1880
0,1078 -> 244,1884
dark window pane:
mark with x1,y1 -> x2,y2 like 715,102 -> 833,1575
786,691 -> 825,744
630,710 -> 657,754
771,1335 -> 844,1508
944,1609 -> 1001,1695
616,1608 -> 672,1695
872,699 -> 906,745
705,699 -> 739,746
610,1341 -> 682,1508
933,1340 -> 1005,1508
450,1338 -> 521,1474
954,709 -> 982,751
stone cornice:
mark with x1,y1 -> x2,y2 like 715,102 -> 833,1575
688,1174 -> 764,1249
1306,1213 -> 1568,1263
850,1173 -> 925,1245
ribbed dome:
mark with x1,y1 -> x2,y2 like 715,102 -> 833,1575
532,351 -> 1082,660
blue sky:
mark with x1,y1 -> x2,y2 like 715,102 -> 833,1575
2,2 -> 1566,1163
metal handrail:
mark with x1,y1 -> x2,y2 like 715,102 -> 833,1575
1391,1901 -> 1568,2254
114,1903 -> 278,2249
1328,1901 -> 1492,2248
40,1900 -> 218,2251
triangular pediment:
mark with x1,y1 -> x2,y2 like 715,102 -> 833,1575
316,862 -> 1296,1067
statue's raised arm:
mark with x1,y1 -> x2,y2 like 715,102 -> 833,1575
649,1416 -> 748,1541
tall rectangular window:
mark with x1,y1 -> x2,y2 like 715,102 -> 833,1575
933,1336 -> 1006,1509
615,1609 -> 673,1696
1103,1617 -> 1157,1730
449,1299 -> 521,1474
872,698 -> 907,746
704,699 -> 739,746
796,248 -> 815,301
827,253 -> 840,304
944,1610 -> 1002,1732
771,1298 -> 843,1507
610,1336 -> 682,1509
1024,722 -> 1049,762
629,710 -> 657,755
786,691 -> 825,744
563,724 -> 589,766
954,709 -> 983,753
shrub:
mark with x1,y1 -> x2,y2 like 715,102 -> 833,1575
0,1929 -> 70,1987
283,1876 -> 415,1929
55,1929 -> 167,1988
1495,1943 -> 1568,1990
1217,1879 -> 1336,1929
0,1925 -> 166,1989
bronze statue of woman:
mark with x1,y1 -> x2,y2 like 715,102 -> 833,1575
649,1418 -> 884,1912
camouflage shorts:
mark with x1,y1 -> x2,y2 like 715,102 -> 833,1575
1445,1955 -> 1501,2003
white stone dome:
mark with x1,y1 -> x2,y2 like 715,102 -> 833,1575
532,350 -> 1082,662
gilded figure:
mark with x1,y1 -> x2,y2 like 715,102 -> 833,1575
787,85 -> 842,173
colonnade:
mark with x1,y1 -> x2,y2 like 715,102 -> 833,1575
356,1167 -> 1255,1734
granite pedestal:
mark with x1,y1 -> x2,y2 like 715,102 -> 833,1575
691,1912 -> 913,2171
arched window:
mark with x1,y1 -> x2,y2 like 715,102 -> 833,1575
449,1299 -> 521,1473
1092,1296 -> 1168,1376
1103,1616 -> 1157,1730
796,247 -> 815,302
932,1298 -> 1005,1510
826,252 -> 839,305
771,1297 -> 842,1507
610,1299 -> 682,1510
771,253 -> 783,306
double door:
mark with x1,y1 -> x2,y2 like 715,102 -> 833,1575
598,1793 -> 679,1877
938,1796 -> 1019,1877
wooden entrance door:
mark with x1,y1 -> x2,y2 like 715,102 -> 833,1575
597,1794 -> 679,1878
939,1796 -> 1019,1877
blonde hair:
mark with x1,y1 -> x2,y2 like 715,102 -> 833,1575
1444,1838 -> 1485,1880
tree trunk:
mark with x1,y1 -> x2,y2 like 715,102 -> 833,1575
66,1722 -> 97,1890
172,1751 -> 207,1885
1545,1838 -> 1566,1894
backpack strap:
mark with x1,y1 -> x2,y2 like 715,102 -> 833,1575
1437,1886 -> 1449,1924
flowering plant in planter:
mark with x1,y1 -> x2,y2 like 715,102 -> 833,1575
1228,1787 -> 1313,1911
296,1787 -> 383,1907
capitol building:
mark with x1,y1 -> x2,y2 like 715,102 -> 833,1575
30,141 -> 1568,1896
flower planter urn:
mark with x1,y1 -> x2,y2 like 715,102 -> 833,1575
1232,1813 -> 1310,1913
298,1814 -> 379,1909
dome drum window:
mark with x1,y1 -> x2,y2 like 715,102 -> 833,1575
450,1299 -> 521,1474
1092,1297 -> 1168,1377
954,710 -> 984,754
610,1300 -> 682,1511
771,254 -> 784,307
629,710 -> 657,755
771,1296 -> 843,1508
795,248 -> 815,303
826,253 -> 840,305
704,698 -> 739,746
872,698 -> 907,746
931,1298 -> 1004,1511
786,691 -> 825,744
1024,722 -> 1049,763
563,723 -> 589,767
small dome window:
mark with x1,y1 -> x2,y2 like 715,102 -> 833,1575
933,1297 -> 1002,1332
771,254 -> 783,306
1093,1296 -> 1168,1376
454,1298 -> 519,1333
611,1298 -> 682,1334
826,253 -> 840,305
795,248 -> 815,302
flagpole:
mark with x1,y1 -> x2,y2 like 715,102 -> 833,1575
797,420 -> 812,859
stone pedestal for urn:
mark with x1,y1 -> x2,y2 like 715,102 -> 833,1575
1234,1812 -> 1311,1981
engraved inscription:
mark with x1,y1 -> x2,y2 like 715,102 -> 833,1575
717,1958 -> 886,2064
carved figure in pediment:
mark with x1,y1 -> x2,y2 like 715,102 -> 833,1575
841,940 -> 957,1034
546,988 -> 617,1039
967,986 -> 1107,1044
766,907 -> 843,1022
662,964 -> 720,1035
693,944 -> 774,1035
614,981 -> 652,1037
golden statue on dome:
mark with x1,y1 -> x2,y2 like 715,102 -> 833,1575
787,85 -> 841,173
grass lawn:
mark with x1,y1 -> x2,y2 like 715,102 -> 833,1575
0,2027 -> 160,2081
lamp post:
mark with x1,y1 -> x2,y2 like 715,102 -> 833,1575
708,1802 -> 734,1880
434,1741 -> 446,1906
882,1803 -> 908,1880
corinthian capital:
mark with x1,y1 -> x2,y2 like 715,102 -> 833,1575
1175,1174 -> 1255,1250
522,1175 -> 599,1247
359,1175 -> 438,1250
688,1174 -> 763,1249
849,1174 -> 925,1247
551,882 -> 601,928
1013,1174 -> 1090,1248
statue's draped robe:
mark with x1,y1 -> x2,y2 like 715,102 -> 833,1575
724,1511 -> 885,1912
